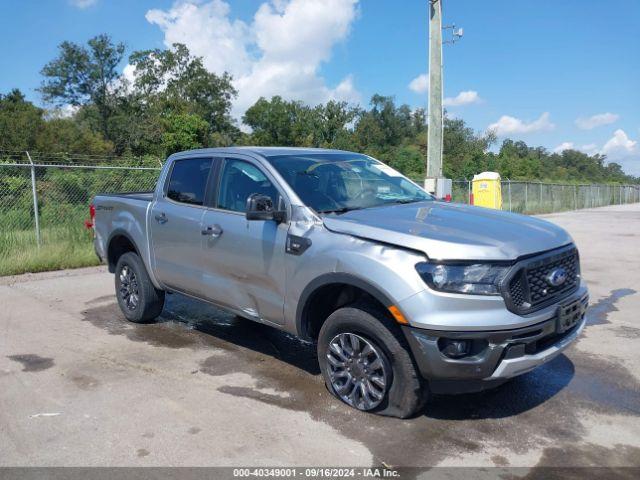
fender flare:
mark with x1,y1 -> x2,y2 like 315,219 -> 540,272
295,272 -> 395,339
106,229 -> 141,273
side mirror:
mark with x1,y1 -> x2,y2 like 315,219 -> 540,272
246,193 -> 285,222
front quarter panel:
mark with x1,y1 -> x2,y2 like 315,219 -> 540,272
284,215 -> 428,335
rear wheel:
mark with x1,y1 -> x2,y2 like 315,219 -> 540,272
318,305 -> 427,418
115,252 -> 164,323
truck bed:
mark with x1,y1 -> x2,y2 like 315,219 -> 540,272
92,191 -> 156,272
96,191 -> 154,202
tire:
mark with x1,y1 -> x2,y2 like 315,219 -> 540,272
317,304 -> 427,418
115,252 -> 165,323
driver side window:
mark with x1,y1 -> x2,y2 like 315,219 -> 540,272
216,159 -> 279,213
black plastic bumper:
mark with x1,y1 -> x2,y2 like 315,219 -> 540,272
402,293 -> 588,394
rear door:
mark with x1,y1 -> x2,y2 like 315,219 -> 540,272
150,157 -> 214,294
199,156 -> 289,324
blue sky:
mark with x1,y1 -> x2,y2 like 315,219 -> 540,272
1,0 -> 639,174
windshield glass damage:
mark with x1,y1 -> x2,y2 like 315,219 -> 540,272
266,153 -> 433,214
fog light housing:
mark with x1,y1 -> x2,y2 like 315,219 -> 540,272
439,338 -> 471,359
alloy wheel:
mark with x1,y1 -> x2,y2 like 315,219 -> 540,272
326,333 -> 388,411
118,265 -> 139,311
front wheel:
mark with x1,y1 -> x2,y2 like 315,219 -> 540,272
317,305 -> 427,418
115,252 -> 165,323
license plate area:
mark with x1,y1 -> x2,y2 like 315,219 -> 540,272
557,296 -> 587,333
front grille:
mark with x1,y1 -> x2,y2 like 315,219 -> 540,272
504,246 -> 580,314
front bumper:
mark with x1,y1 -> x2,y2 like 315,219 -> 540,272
402,290 -> 588,394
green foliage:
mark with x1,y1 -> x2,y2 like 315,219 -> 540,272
160,113 -> 209,155
3,32 -> 636,278
243,96 -> 310,145
242,96 -> 359,148
36,118 -> 113,154
126,42 -> 239,153
0,225 -> 100,277
0,166 -> 161,276
0,89 -> 113,155
39,34 -> 125,138
0,89 -> 45,151
1,34 -> 637,185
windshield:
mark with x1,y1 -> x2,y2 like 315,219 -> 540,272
266,153 -> 433,214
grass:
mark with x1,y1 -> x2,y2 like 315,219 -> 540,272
0,166 -> 160,276
0,223 -> 100,277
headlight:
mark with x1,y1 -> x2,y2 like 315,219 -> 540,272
415,262 -> 510,295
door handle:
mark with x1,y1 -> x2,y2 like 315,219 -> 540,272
154,213 -> 167,224
202,224 -> 223,237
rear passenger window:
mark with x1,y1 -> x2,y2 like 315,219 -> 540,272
166,159 -> 212,206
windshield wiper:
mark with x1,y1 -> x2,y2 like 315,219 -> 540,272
386,198 -> 423,205
317,206 -> 364,215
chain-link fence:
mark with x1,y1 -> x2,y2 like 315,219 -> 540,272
451,179 -> 640,214
0,151 -> 162,275
1,151 -> 639,275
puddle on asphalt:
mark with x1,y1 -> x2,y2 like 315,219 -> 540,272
585,288 -> 636,326
80,292 -> 640,468
69,374 -> 100,390
7,354 -> 54,372
613,325 -> 640,339
136,448 -> 150,458
523,444 -> 640,479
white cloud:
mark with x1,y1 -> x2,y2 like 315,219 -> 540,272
408,73 -> 428,94
145,0 -> 360,122
46,104 -> 79,120
550,131 -> 639,175
408,75 -> 480,108
575,112 -> 619,130
487,112 -> 555,136
602,129 -> 637,155
553,142 -> 601,156
443,90 -> 481,107
553,142 -> 575,153
69,0 -> 97,8
580,143 -> 599,156
601,129 -> 640,176
328,74 -> 360,103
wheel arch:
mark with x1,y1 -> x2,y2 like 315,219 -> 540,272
295,273 -> 396,341
107,230 -> 141,273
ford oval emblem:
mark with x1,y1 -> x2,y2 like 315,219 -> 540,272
546,267 -> 568,287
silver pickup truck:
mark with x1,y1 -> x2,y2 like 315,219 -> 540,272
92,147 -> 588,418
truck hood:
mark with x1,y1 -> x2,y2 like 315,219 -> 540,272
322,201 -> 573,261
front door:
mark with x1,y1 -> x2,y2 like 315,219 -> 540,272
150,157 -> 213,294
199,157 -> 288,324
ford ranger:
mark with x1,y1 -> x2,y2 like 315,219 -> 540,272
91,147 -> 588,418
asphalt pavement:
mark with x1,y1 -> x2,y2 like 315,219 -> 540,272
1,204 -> 639,471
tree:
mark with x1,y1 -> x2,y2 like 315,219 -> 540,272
39,34 -> 125,139
36,118 -> 113,155
0,89 -> 44,151
128,43 -> 238,138
0,89 -> 113,155
354,95 -> 405,149
442,116 -> 495,179
310,100 -> 359,147
160,113 -> 209,156
242,96 -> 313,145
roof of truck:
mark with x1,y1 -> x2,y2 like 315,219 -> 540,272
169,146 -> 357,159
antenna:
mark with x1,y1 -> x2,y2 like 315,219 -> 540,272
443,24 -> 464,44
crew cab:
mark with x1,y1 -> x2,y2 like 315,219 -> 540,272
91,147 -> 588,418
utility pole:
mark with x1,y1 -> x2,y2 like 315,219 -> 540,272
424,0 -> 461,198
426,0 -> 443,185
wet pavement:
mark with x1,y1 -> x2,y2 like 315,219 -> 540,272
1,204 -> 639,470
